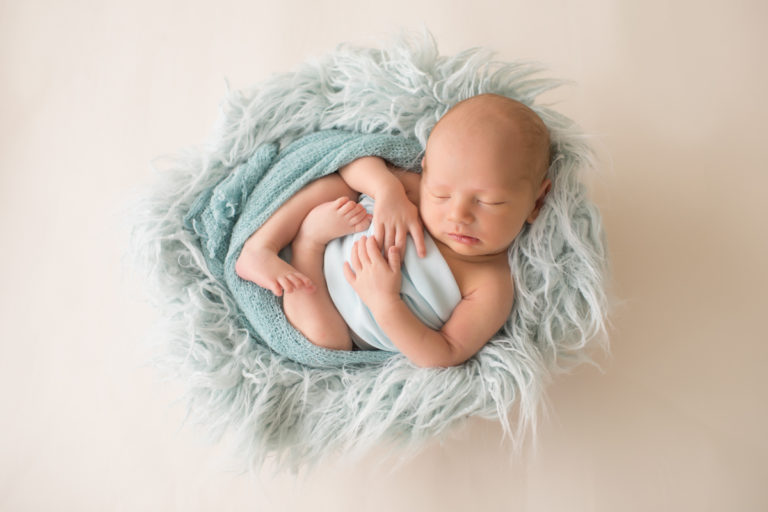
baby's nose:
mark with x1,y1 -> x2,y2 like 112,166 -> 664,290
448,200 -> 473,223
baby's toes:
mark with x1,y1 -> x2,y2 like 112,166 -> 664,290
266,278 -> 284,296
331,196 -> 350,209
351,212 -> 372,232
344,202 -> 365,219
336,199 -> 355,215
346,209 -> 364,225
277,275 -> 296,294
292,272 -> 315,291
285,273 -> 304,291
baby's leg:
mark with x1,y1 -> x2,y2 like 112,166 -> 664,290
235,173 -> 357,296
283,197 -> 371,350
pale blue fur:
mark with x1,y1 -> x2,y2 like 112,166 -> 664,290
130,31 -> 608,472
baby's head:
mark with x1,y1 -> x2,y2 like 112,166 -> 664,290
419,94 -> 552,258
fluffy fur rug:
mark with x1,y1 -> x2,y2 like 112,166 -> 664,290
130,31 -> 608,471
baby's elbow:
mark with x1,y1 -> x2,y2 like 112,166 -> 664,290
410,343 -> 469,368
412,358 -> 461,369
412,355 -> 468,369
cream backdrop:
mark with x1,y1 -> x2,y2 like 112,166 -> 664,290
1,0 -> 766,510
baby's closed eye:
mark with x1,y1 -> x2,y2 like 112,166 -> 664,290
428,191 -> 450,200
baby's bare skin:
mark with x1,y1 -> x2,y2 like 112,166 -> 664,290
235,166 -> 422,296
282,197 -> 371,350
342,94 -> 552,366
235,174 -> 359,296
295,197 -> 371,250
237,94 -> 552,367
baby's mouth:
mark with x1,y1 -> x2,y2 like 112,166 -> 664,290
447,232 -> 479,245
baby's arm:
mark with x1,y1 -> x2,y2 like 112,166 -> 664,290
339,157 -> 426,258
343,236 -> 513,367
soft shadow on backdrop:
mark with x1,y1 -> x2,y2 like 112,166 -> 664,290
1,0 -> 765,510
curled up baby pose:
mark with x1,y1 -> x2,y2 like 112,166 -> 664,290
235,94 -> 552,367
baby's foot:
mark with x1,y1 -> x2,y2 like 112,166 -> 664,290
235,245 -> 314,296
296,197 -> 372,248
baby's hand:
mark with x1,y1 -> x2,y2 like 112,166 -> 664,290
343,235 -> 402,311
373,188 -> 426,259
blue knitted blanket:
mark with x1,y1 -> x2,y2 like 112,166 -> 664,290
184,130 -> 423,366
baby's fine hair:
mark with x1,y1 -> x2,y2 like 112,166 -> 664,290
436,93 -> 551,179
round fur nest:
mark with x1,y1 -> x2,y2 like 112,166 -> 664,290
130,31 -> 608,471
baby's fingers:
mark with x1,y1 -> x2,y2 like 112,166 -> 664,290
356,236 -> 373,265
374,222 -> 385,251
410,223 -> 426,258
394,227 -> 407,259
383,225 -> 396,255
365,234 -> 384,260
348,238 -> 362,271
343,262 -> 356,284
387,246 -> 401,272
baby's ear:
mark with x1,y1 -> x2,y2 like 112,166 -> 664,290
527,178 -> 552,223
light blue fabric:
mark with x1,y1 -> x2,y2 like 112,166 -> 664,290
184,129 -> 423,367
324,195 -> 462,351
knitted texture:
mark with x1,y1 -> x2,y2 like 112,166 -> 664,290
130,31 -> 608,471
184,130 -> 423,366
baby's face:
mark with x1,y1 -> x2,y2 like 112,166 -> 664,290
419,96 -> 550,259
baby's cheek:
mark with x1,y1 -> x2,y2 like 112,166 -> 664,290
420,204 -> 438,225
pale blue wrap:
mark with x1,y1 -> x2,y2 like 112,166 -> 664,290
324,195 -> 462,351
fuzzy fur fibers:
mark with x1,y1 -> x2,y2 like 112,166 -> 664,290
130,31 -> 608,472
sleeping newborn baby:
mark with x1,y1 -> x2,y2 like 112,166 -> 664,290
235,94 -> 551,367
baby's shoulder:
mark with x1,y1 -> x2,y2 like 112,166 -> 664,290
448,260 -> 514,330
455,258 -> 514,305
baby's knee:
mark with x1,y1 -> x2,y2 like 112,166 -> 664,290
300,320 -> 353,351
306,173 -> 357,201
306,334 -> 353,352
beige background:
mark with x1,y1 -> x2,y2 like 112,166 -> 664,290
1,0 -> 766,510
